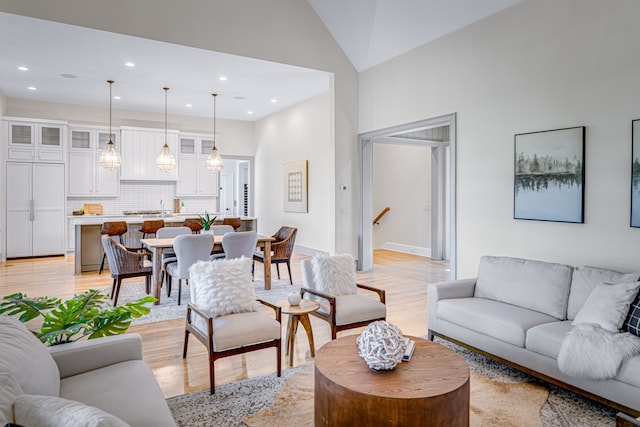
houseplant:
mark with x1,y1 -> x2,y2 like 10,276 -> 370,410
198,211 -> 217,231
0,289 -> 156,346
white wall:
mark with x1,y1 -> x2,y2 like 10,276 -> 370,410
373,143 -> 430,254
360,0 -> 640,277
0,90 -> 7,116
255,93 -> 332,253
0,0 -> 358,255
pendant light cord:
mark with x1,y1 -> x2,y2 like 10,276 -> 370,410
108,80 -> 114,143
212,93 -> 217,149
164,87 -> 169,147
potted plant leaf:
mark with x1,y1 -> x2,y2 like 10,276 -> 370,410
0,289 -> 156,346
198,211 -> 217,232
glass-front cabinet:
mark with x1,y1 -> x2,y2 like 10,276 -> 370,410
67,127 -> 119,197
176,134 -> 219,197
6,118 -> 65,162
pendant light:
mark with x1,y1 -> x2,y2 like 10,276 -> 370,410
206,93 -> 224,172
98,80 -> 121,170
156,87 -> 176,171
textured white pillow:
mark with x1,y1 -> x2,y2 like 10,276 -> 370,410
189,258 -> 258,318
310,254 -> 358,297
573,282 -> 640,332
13,394 -> 131,427
0,372 -> 22,425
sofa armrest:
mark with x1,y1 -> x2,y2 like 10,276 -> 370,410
427,278 -> 477,337
49,334 -> 143,379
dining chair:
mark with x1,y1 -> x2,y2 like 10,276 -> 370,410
299,256 -> 386,339
209,225 -> 236,259
183,218 -> 203,234
222,217 -> 242,231
183,258 -> 281,394
138,219 -> 165,249
99,221 -> 128,275
253,226 -> 297,284
221,231 -> 258,260
165,234 -> 215,305
101,235 -> 153,306
156,226 -> 192,295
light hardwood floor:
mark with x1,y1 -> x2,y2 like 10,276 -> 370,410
0,250 -> 450,398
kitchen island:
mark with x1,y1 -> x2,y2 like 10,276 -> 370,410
69,214 -> 257,274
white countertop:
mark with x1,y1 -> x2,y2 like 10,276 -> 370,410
68,214 -> 257,226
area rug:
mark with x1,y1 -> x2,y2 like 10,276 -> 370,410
166,339 -> 618,426
99,277 -> 301,325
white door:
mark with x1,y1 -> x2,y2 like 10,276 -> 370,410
219,172 -> 234,216
6,163 -> 33,257
32,163 -> 65,256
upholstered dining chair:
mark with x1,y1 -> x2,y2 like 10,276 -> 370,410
101,235 -> 152,306
156,226 -> 192,295
253,226 -> 297,284
165,233 -> 215,305
209,225 -> 236,259
300,255 -> 386,340
183,258 -> 282,394
221,231 -> 258,260
99,221 -> 128,275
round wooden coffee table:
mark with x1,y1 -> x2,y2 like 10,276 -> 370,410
315,335 -> 470,426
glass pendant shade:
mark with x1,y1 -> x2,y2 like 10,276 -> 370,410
99,80 -> 121,170
206,146 -> 224,172
156,87 -> 176,171
206,93 -> 223,173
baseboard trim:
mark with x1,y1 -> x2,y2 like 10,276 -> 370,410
293,245 -> 329,257
381,242 -> 431,257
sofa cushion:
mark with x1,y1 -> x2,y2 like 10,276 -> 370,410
525,320 -> 574,359
317,294 -> 386,326
474,256 -> 573,319
0,372 -> 22,425
624,292 -> 640,337
567,266 -> 640,320
0,315 -> 60,396
59,360 -> 175,427
572,282 -> 640,332
617,354 -> 640,389
13,394 -> 131,427
437,297 -> 558,347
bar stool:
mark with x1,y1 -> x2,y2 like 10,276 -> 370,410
183,218 -> 203,234
139,220 -> 165,248
99,221 -> 128,275
222,217 -> 242,231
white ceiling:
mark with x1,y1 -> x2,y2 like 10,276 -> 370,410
0,2 -> 522,121
308,0 -> 523,71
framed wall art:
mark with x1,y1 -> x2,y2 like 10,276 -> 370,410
514,126 -> 585,223
283,160 -> 308,213
631,120 -> 640,227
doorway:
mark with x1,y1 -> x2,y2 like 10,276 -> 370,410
220,156 -> 254,217
359,113 -> 456,278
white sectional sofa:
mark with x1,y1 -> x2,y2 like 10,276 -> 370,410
427,256 -> 640,415
0,315 -> 176,427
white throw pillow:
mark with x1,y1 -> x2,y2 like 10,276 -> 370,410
310,254 -> 358,297
572,282 -> 640,332
0,372 -> 22,425
0,315 -> 60,396
189,258 -> 258,318
13,394 -> 131,427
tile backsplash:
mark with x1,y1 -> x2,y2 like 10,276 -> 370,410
67,181 -> 218,215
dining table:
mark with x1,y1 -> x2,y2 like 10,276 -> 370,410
141,233 -> 275,305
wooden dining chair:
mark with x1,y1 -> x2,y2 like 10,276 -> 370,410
183,218 -> 203,234
222,217 -> 242,230
253,226 -> 297,284
101,235 -> 152,306
99,221 -> 128,275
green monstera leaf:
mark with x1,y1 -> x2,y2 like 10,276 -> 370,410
0,293 -> 60,322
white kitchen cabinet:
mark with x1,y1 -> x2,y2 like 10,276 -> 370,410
120,126 -> 179,181
6,162 -> 65,258
67,127 -> 119,197
176,134 -> 219,196
4,118 -> 66,162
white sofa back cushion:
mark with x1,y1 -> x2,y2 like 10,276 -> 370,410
0,372 -> 22,425
474,256 -> 573,319
0,315 -> 60,396
567,266 -> 640,320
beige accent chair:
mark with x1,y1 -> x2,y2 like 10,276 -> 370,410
300,258 -> 386,339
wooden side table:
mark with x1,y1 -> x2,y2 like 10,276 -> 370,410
277,299 -> 320,367
315,335 -> 470,427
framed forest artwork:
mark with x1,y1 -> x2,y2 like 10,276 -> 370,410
631,120 -> 640,227
514,126 -> 585,223
283,160 -> 308,213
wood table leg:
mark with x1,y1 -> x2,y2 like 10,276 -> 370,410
287,314 -> 300,367
150,247 -> 163,305
263,240 -> 272,290
299,313 -> 315,357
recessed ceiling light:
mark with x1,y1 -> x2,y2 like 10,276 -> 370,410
270,99 -> 278,103
113,96 -> 121,100
247,110 -> 254,115
125,62 -> 135,67
60,73 -> 77,79
18,66 -> 28,71
234,96 -> 246,100
27,86 -> 37,91
185,103 -> 192,108
219,76 -> 227,81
